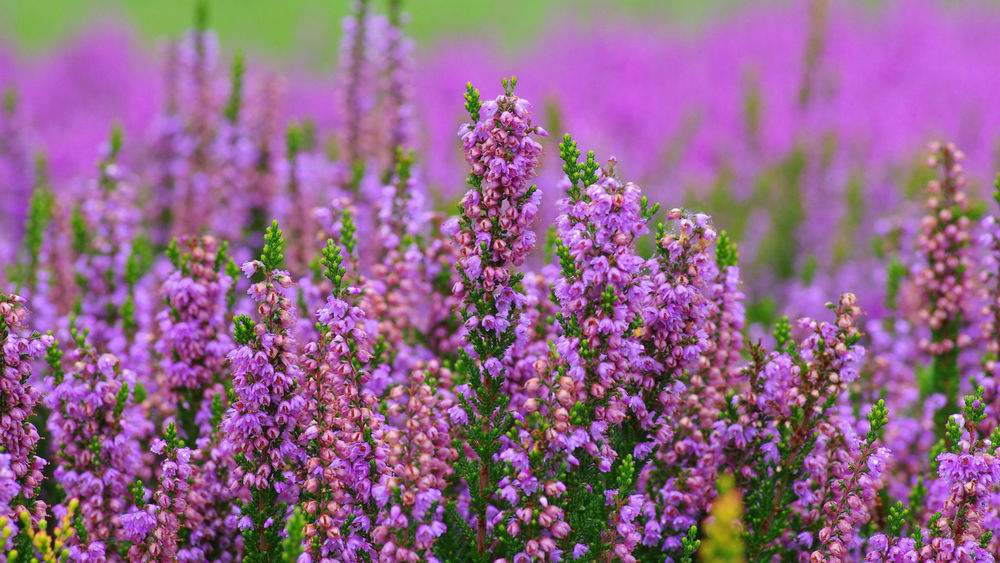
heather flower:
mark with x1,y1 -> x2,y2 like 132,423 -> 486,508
812,401 -> 890,562
221,221 -> 308,561
44,330 -> 144,549
979,177 -> 1000,435
635,211 -> 740,557
364,149 -> 441,364
160,11 -> 223,239
550,142 -> 653,467
126,424 -> 199,561
156,235 -> 236,441
915,142 -> 976,421
297,238 -> 390,560
447,79 -> 544,558
339,0 -> 390,173
0,294 -> 48,509
722,293 -> 866,560
549,137 -> 657,559
70,127 -> 153,377
373,364 -> 456,560
380,0 -> 414,171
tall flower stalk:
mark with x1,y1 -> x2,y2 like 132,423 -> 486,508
222,221 -> 308,562
157,235 -> 236,442
445,78 -> 544,559
916,142 -> 974,426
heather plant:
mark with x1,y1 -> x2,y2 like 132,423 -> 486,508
3,1 -> 1000,562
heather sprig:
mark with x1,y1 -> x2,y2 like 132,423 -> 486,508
916,142 -> 975,424
812,400 -> 890,561
731,293 -> 866,561
16,156 -> 54,293
0,294 -> 48,507
0,293 -> 49,563
122,422 -> 199,561
443,79 -> 544,560
155,235 -> 235,442
43,332 -> 143,551
297,234 -> 389,560
549,134 -> 656,560
222,221 -> 307,562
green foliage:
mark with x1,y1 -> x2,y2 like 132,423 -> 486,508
133,381 -> 147,404
260,220 -> 285,272
74,514 -> 87,545
393,147 -> 414,187
866,399 -> 889,444
125,236 -> 153,289
113,382 -> 130,419
464,82 -> 481,123
210,393 -> 226,430
109,125 -> 123,160
715,231 -> 739,269
745,297 -> 776,328
501,75 -> 517,96
640,196 -> 660,221
907,476 -> 927,528
340,210 -> 358,259
195,0 -> 209,32
225,255 -> 240,311
752,147 -> 806,281
320,239 -> 347,296
163,421 -> 183,451
120,295 -> 137,339
2,86 -> 15,115
680,526 -> 701,563
215,240 -> 230,272
558,133 -> 581,188
885,260 -> 907,310
224,52 -> 244,123
558,133 -> 598,200
20,155 -> 54,290
887,501 -> 908,537
963,386 -> 987,428
44,332 -> 64,384
773,316 -> 792,353
70,203 -> 88,256
240,486 -> 286,563
130,479 -> 146,507
233,315 -> 255,346
166,238 -> 181,270
281,506 -> 306,563
286,123 -> 303,158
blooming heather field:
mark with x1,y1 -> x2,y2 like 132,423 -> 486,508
2,0 -> 1000,561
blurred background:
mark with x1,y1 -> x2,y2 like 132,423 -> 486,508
1,0 -> 755,66
2,0 -> 1000,326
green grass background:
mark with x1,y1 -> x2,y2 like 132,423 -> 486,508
0,0 -> 751,65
